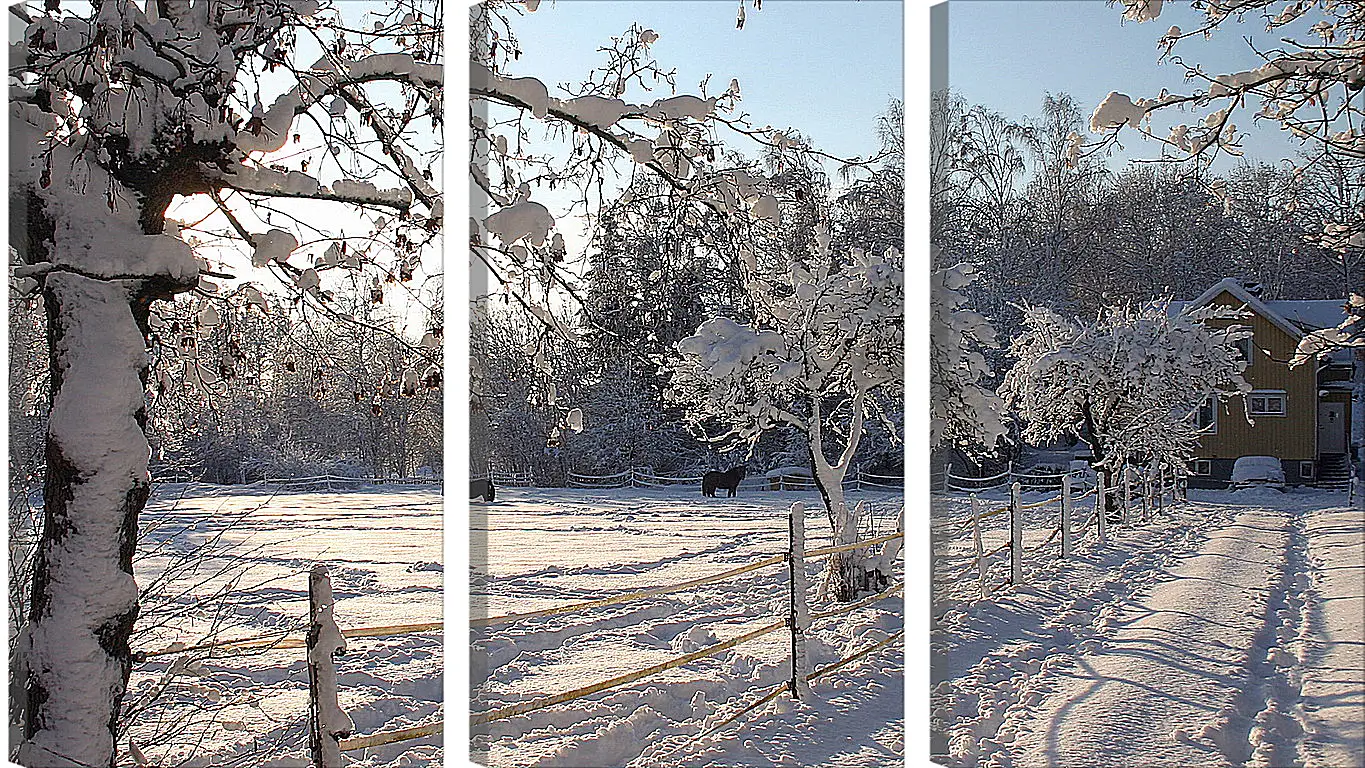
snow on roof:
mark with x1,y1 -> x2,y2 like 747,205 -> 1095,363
1264,299 -> 1349,332
1171,278 -> 1349,339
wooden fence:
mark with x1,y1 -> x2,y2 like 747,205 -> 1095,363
933,464 -> 1187,609
938,461 -> 1085,494
134,568 -> 442,767
563,467 -> 903,492
471,505 -> 904,739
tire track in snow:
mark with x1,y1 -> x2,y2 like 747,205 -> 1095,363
1297,501 -> 1365,768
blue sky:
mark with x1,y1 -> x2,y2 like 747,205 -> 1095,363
502,0 -> 904,167
947,0 -> 1309,168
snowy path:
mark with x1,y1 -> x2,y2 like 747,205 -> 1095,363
933,488 -> 1363,768
1004,506 -> 1296,767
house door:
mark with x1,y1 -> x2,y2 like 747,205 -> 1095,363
1318,402 -> 1347,454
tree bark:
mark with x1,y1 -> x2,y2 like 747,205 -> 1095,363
16,274 -> 155,768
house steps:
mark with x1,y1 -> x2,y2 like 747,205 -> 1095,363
1316,453 -> 1353,490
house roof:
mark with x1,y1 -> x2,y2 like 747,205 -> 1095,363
1170,278 -> 1309,339
1265,299 -> 1350,332
1169,278 -> 1354,364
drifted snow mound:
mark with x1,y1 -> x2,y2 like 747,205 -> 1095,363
670,626 -> 719,653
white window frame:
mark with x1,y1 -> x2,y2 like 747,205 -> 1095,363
1300,461 -> 1315,479
1191,459 -> 1212,476
1248,390 -> 1287,417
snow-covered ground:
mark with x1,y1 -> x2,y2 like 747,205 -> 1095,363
471,486 -> 905,768
124,483 -> 442,768
931,486 -> 1363,768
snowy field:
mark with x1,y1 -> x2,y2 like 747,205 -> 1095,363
125,483 -> 442,768
471,486 -> 905,768
931,486 -> 1364,768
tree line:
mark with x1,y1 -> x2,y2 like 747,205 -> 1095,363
933,89 -> 1364,362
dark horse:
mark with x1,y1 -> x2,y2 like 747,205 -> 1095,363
702,466 -> 747,497
471,478 -> 496,502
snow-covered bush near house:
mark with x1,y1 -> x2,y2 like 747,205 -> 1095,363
1000,301 -> 1249,514
1231,456 -> 1286,487
124,483 -> 441,768
472,486 -> 904,768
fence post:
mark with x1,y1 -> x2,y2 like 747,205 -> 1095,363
1009,482 -> 1023,586
1060,474 -> 1073,559
1007,460 -> 1015,486
308,565 -> 353,768
1156,465 -> 1165,516
1097,470 -> 1108,544
970,494 -> 986,599
787,503 -> 811,699
944,463 -> 953,494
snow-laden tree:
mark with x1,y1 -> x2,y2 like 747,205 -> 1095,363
930,261 -> 1007,455
469,1 -> 887,350
1000,302 -> 1249,514
667,225 -> 902,601
9,0 -> 441,763
1095,1 -> 1365,171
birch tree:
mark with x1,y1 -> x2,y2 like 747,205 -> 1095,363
9,0 -> 441,763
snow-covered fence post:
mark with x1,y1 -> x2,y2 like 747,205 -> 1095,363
1156,465 -> 1165,517
1060,474 -> 1073,559
308,565 -> 353,768
1140,468 -> 1151,524
1007,460 -> 1015,486
1009,482 -> 1023,585
945,463 -> 953,493
970,494 -> 986,599
787,503 -> 811,699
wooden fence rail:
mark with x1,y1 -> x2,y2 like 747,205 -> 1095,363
472,510 -> 904,729
935,464 -> 1185,606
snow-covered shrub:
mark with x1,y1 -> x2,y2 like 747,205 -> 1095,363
931,261 -> 1007,455
1000,301 -> 1249,514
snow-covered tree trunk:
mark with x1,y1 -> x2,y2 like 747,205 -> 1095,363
808,391 -> 870,602
17,273 -> 164,768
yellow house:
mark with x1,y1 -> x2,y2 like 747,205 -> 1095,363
1173,278 -> 1354,488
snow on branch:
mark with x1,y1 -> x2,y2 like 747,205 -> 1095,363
930,261 -> 1007,455
1000,301 -> 1250,470
1090,1 -> 1365,168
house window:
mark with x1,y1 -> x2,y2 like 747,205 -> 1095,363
1196,397 -> 1218,433
1249,391 -> 1287,416
1236,336 -> 1255,367
1300,461 -> 1315,479
1191,459 -> 1212,476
